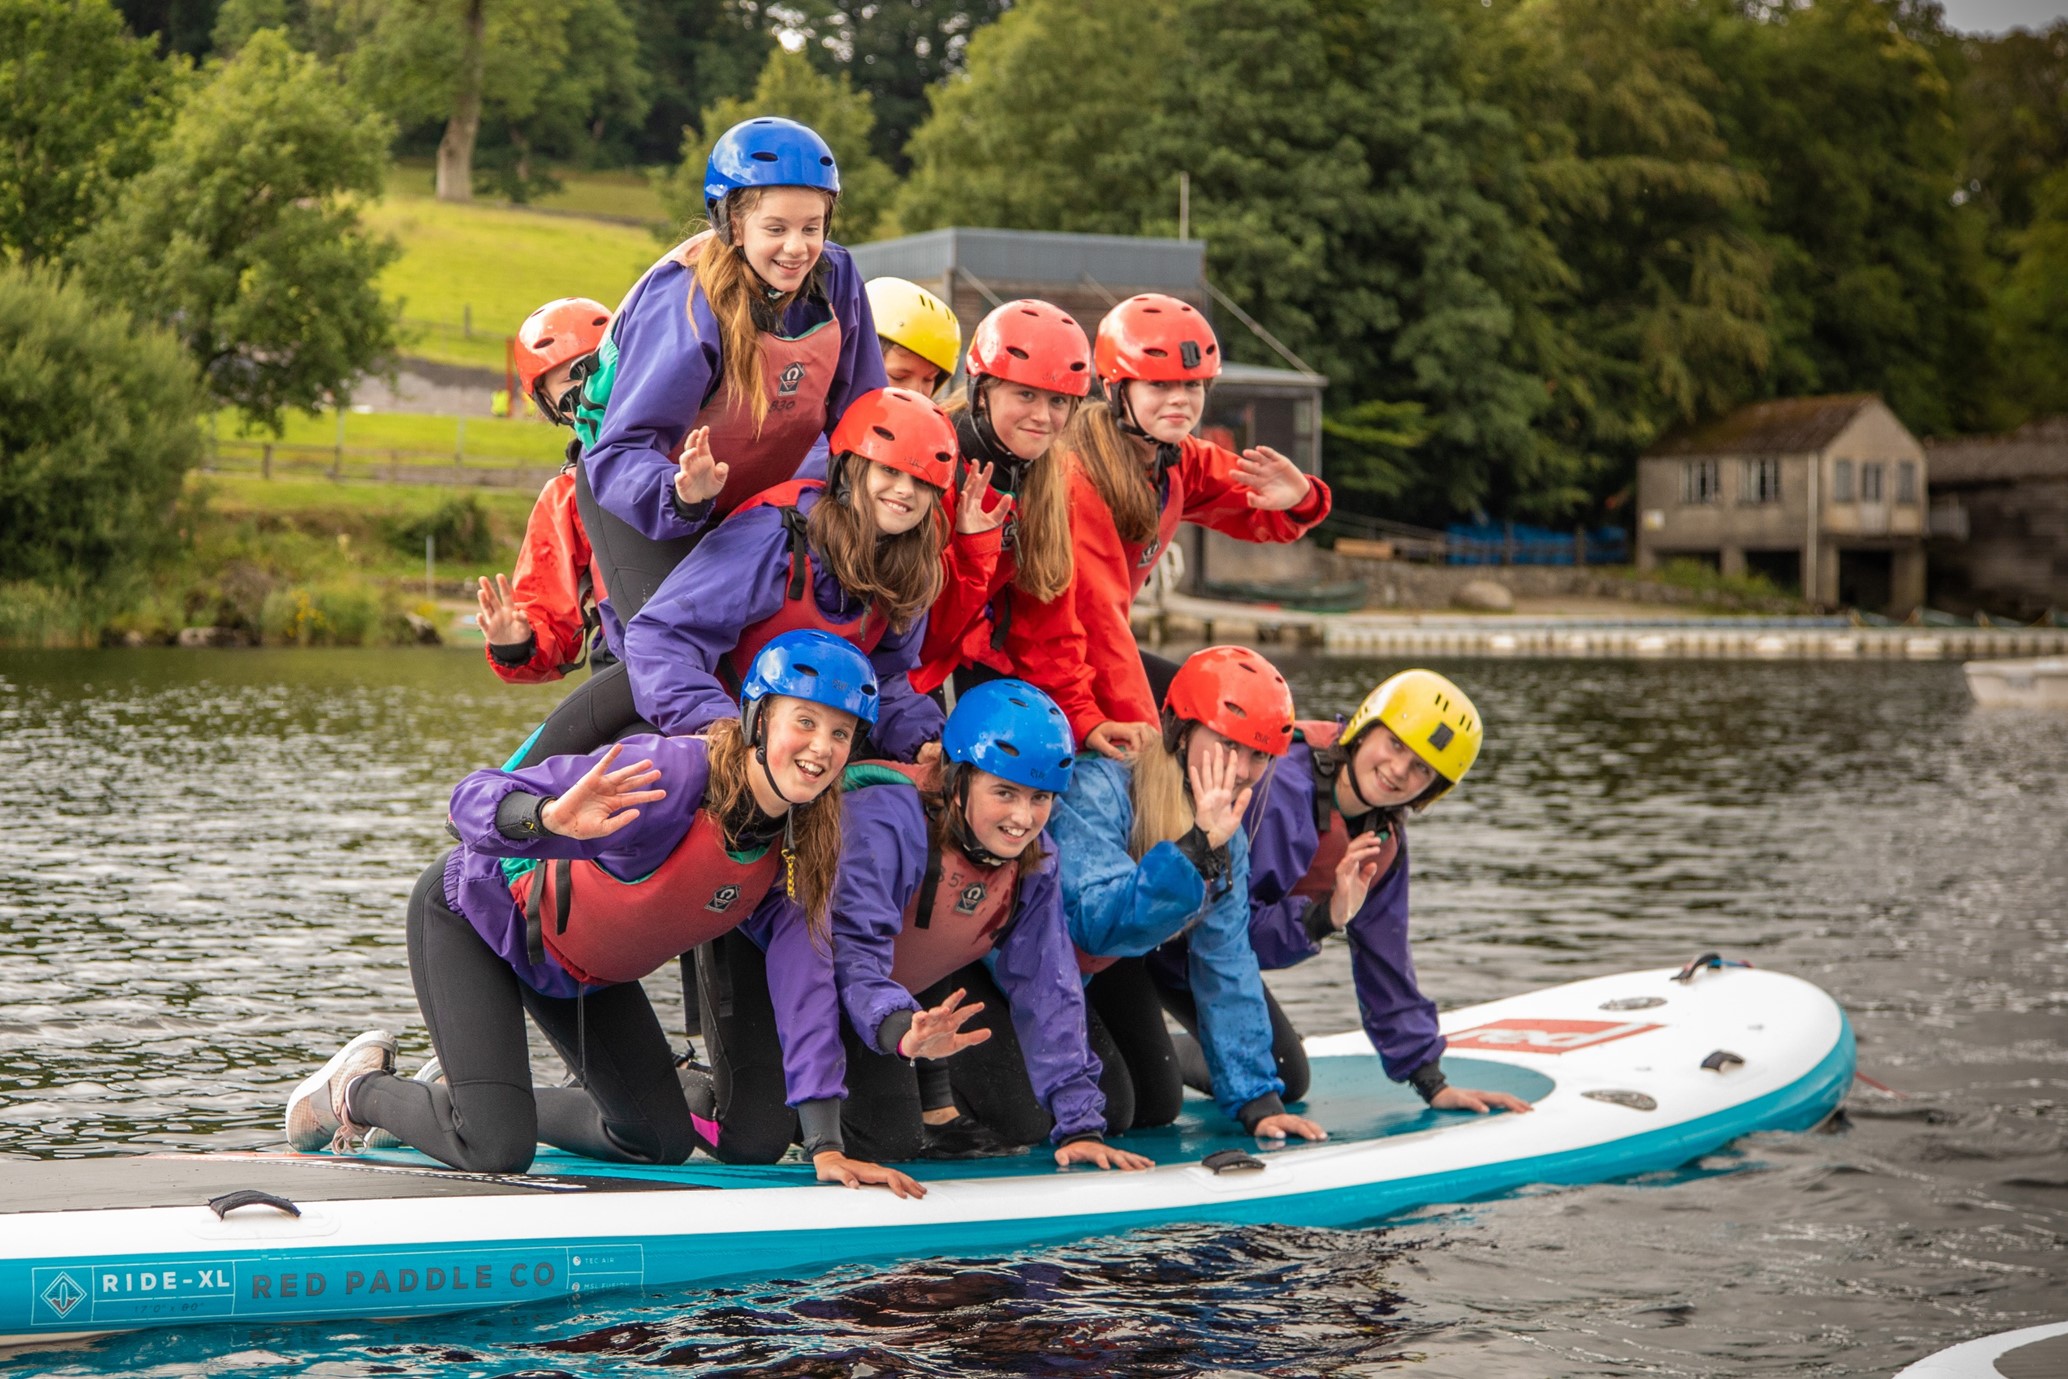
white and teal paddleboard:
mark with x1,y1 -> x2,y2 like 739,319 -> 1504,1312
1894,1322 -> 2068,1378
0,963 -> 1853,1348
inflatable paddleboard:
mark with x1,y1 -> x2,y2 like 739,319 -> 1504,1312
0,962 -> 1852,1349
1894,1321 -> 2068,1378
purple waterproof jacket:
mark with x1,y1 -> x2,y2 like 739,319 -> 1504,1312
830,780 -> 1106,1142
443,733 -> 847,1107
621,485 -> 943,759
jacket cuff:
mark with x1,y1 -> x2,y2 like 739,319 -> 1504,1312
1300,897 -> 1336,945
1288,476 -> 1329,525
494,791 -> 555,841
1408,1059 -> 1448,1105
488,631 -> 538,667
797,1098 -> 845,1158
1174,826 -> 1230,886
1056,1130 -> 1104,1148
668,485 -> 714,526
875,1009 -> 915,1059
1237,1092 -> 1286,1134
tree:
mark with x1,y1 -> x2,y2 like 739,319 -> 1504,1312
329,0 -> 650,203
73,29 -> 398,431
657,45 -> 898,243
782,0 -> 1009,169
1992,168 -> 2068,419
619,0 -> 769,165
0,266 -> 206,585
1958,20 -> 2068,236
0,0 -> 175,265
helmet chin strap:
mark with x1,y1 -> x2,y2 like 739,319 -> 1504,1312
1113,381 -> 1182,479
945,771 -> 1010,869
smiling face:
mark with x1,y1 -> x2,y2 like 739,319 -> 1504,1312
1338,723 -> 1439,813
733,187 -> 831,296
1181,722 -> 1273,796
983,379 -> 1076,461
1125,378 -> 1206,446
880,341 -> 945,396
859,458 -> 934,537
961,768 -> 1053,860
756,695 -> 857,806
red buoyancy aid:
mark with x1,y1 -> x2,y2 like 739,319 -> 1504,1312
1292,720 -> 1398,902
1123,453 -> 1189,598
720,479 -> 889,686
667,234 -> 845,515
846,762 -> 1023,995
511,809 -> 783,987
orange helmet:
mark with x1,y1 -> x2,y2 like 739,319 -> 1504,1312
829,387 -> 958,491
1094,293 -> 1221,385
967,299 -> 1094,397
514,297 -> 610,401
1164,645 -> 1295,756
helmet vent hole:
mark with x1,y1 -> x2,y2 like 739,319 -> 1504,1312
996,742 -> 1021,758
1221,700 -> 1249,719
1070,362 -> 1086,371
751,150 -> 779,162
1007,696 -> 1029,707
1144,347 -> 1168,358
795,661 -> 820,677
819,155 -> 834,166
872,426 -> 896,442
1007,346 -> 1030,359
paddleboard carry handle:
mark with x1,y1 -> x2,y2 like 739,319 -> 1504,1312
1672,953 -> 1753,984
1701,1050 -> 1746,1073
207,1189 -> 302,1219
1201,1149 -> 1265,1174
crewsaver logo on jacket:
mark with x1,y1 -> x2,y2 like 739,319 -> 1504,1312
779,362 -> 806,396
704,884 -> 743,914
955,883 -> 987,915
1135,540 -> 1165,570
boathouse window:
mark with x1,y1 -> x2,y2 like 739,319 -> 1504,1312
1682,459 -> 1721,505
1742,457 -> 1782,504
1897,461 -> 1917,503
1861,462 -> 1885,503
1832,460 -> 1854,502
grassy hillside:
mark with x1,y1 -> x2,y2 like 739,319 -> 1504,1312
214,407 -> 572,466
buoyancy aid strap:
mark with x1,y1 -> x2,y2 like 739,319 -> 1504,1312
779,504 -> 810,602
913,844 -> 945,932
989,585 -> 1014,651
522,859 -> 574,968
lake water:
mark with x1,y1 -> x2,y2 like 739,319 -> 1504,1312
1,648 -> 2063,1377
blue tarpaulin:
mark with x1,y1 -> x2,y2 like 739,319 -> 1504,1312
1445,522 -> 1629,566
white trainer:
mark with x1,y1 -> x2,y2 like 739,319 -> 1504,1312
284,1030 -> 396,1154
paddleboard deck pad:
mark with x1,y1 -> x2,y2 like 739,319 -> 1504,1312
0,964 -> 1853,1348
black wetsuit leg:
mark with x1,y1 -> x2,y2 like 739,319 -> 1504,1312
505,660 -> 650,770
945,961 -> 1134,1140
352,862 -> 695,1172
1085,957 -> 1184,1129
680,929 -> 799,1164
836,1020 -> 924,1162
573,453 -> 702,632
1156,975 -> 1311,1105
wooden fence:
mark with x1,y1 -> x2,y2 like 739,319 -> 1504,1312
203,438 -> 560,490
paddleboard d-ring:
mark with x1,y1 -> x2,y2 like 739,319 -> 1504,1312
1200,1149 -> 1266,1175
206,1189 -> 302,1220
1673,953 -> 1753,984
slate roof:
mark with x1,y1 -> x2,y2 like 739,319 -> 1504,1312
1925,416 -> 2068,486
1648,394 -> 1880,459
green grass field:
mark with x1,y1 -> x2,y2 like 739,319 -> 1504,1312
214,407 -> 572,465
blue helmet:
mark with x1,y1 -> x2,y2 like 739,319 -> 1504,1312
942,679 -> 1075,793
739,630 -> 880,742
704,117 -> 841,221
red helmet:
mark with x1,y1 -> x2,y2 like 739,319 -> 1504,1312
514,298 -> 610,399
1094,293 -> 1221,385
967,299 -> 1093,398
1164,645 -> 1294,756
829,387 -> 959,491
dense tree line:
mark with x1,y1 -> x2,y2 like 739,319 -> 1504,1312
12,0 -> 2068,536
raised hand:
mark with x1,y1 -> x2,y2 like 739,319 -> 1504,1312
1253,1111 -> 1328,1141
475,574 -> 531,646
538,743 -> 666,840
1054,1139 -> 1155,1171
898,988 -> 993,1062
1186,742 -> 1255,850
1233,445 -> 1313,511
1430,1086 -> 1535,1115
955,461 -> 1007,536
1327,830 -> 1394,930
674,426 -> 729,507
1085,721 -> 1154,761
814,1150 -> 927,1198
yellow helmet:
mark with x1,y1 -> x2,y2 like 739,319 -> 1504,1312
866,277 -> 961,376
1339,669 -> 1483,801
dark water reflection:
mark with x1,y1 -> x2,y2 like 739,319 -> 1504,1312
1,648 -> 2063,1376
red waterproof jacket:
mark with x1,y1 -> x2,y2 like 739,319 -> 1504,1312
1009,435 -> 1331,740
485,465 -> 608,684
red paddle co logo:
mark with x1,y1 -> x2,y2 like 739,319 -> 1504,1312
1446,1018 -> 1662,1055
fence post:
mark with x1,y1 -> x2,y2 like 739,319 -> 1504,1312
426,533 -> 435,603
463,304 -> 472,339
333,405 -> 345,480
262,443 -> 273,480
456,416 -> 466,466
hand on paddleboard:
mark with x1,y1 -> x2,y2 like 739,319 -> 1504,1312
1430,1086 -> 1534,1115
539,743 -> 665,839
1233,445 -> 1313,511
1328,830 -> 1393,929
674,426 -> 728,507
475,573 -> 531,646
814,1150 -> 926,1199
1085,721 -> 1154,760
1054,1139 -> 1155,1171
898,988 -> 992,1061
1252,1112 -> 1328,1142
955,461 -> 1007,536
1188,742 -> 1255,850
